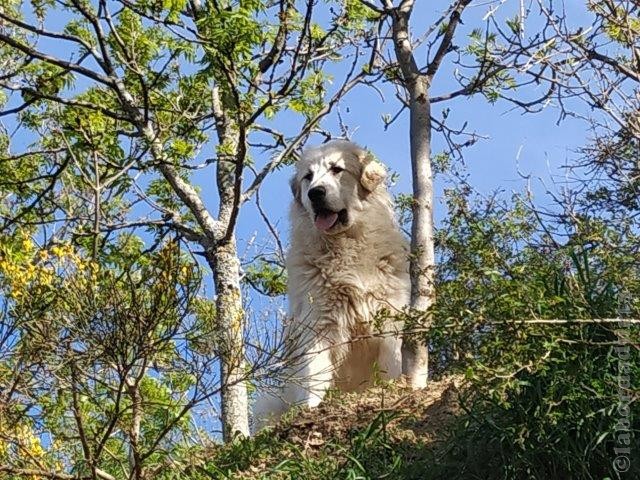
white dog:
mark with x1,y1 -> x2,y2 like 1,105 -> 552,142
254,140 -> 420,429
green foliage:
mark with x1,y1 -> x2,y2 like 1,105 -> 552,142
430,188 -> 639,369
343,0 -> 380,31
506,15 -> 523,35
422,188 -> 640,479
243,260 -> 286,297
201,0 -> 264,62
288,70 -> 331,120
581,126 -> 639,216
188,296 -> 219,355
589,1 -> 640,46
64,19 -> 96,49
25,63 -> 74,100
462,26 -> 517,102
30,0 -> 55,19
394,192 -> 414,231
0,239 -> 209,479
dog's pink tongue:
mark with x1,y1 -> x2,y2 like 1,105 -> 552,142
315,212 -> 338,232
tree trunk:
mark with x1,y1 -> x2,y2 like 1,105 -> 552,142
208,239 -> 250,440
126,377 -> 143,480
141,116 -> 251,438
392,2 -> 434,389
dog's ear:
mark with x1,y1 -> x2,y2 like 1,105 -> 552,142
359,151 -> 386,192
290,175 -> 301,203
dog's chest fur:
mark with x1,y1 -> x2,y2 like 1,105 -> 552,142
288,229 -> 409,336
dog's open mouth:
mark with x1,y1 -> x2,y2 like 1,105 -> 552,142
314,209 -> 347,232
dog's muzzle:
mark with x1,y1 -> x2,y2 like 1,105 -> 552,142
307,186 -> 348,232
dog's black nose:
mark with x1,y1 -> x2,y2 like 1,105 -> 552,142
308,186 -> 326,202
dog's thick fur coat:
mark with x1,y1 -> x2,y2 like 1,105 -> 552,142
254,141 -> 411,429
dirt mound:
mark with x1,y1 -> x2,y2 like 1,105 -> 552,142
273,375 -> 464,454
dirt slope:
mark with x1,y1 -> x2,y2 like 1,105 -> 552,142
200,376 -> 465,479
272,375 -> 464,455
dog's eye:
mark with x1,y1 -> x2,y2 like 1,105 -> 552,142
330,166 -> 344,174
303,172 -> 313,181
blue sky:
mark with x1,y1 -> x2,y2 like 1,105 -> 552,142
233,0 -> 595,253
5,0 -> 596,251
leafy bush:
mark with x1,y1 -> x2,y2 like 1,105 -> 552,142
424,189 -> 640,479
201,188 -> 640,479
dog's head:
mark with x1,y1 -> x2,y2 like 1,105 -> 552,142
291,140 -> 386,235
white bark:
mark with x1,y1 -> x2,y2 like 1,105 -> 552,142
391,0 -> 434,389
125,376 -> 143,480
208,240 -> 250,440
388,0 -> 471,389
210,86 -> 250,439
